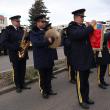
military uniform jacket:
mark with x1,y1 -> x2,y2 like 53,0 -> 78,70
30,27 -> 55,69
0,25 -> 28,62
67,21 -> 95,71
61,29 -> 71,57
96,32 -> 110,65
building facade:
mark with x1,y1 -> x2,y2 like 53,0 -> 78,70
0,15 -> 7,33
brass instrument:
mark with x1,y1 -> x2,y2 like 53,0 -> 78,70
45,28 -> 61,48
18,27 -> 30,59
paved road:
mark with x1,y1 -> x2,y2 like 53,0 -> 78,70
0,69 -> 110,110
0,47 -> 65,72
0,51 -> 33,72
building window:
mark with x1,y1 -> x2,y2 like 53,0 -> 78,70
0,26 -> 2,30
0,19 -> 4,24
2,19 -> 4,24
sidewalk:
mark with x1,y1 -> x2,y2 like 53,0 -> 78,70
0,67 -> 66,95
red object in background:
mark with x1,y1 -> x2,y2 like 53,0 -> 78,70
108,40 -> 110,49
89,29 -> 102,49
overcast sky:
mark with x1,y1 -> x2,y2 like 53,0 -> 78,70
0,0 -> 110,26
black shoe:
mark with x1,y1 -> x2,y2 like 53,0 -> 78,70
42,93 -> 49,99
22,86 -> 31,90
86,99 -> 94,105
80,102 -> 89,109
103,82 -> 109,86
48,90 -> 57,95
16,88 -> 22,93
98,84 -> 107,89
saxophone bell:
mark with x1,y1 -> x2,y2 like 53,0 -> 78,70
18,27 -> 30,59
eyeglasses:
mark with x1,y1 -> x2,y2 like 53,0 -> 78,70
15,20 -> 20,22
40,20 -> 46,23
80,16 -> 84,18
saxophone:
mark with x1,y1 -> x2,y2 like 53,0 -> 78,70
18,27 -> 30,59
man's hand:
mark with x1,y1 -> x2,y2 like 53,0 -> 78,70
90,20 -> 97,27
86,20 -> 97,27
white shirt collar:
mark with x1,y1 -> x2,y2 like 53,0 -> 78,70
12,25 -> 17,30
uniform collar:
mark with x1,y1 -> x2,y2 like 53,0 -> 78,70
12,25 -> 19,30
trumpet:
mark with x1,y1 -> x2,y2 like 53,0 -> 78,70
18,27 -> 30,59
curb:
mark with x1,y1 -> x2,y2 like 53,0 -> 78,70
0,67 -> 67,95
0,64 -> 34,74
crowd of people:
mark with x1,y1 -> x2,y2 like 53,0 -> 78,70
0,8 -> 110,109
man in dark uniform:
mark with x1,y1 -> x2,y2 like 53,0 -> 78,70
0,32 -> 2,55
0,29 -> 8,55
0,15 -> 30,93
96,28 -> 110,89
67,9 -> 96,109
62,28 -> 76,84
30,15 -> 57,99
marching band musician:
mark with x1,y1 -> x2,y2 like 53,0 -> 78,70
30,15 -> 57,99
62,27 -> 76,84
96,27 -> 110,89
66,9 -> 96,109
0,15 -> 30,93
